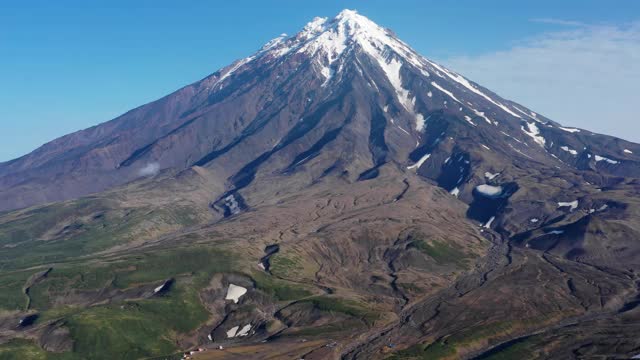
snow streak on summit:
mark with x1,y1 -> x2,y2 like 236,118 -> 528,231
212,9 -> 529,134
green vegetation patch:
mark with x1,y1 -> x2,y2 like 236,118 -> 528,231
476,336 -> 538,360
131,281 -> 211,333
56,274 -> 223,359
411,239 -> 470,267
66,305 -> 176,360
28,246 -> 233,311
113,246 -> 233,288
0,199 -> 206,271
302,296 -> 378,324
13,246 -> 236,359
61,279 -> 210,360
285,318 -> 365,337
0,339 -> 80,360
448,321 -> 513,345
0,199 -> 108,247
269,254 -> 304,278
0,206 -> 141,270
0,270 -> 36,310
252,271 -> 312,301
0,196 -> 228,359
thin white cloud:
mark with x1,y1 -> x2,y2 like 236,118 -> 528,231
530,18 -> 586,27
138,162 -> 160,177
443,21 -> 640,143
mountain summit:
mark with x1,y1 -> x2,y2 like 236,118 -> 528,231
1,9 -> 637,212
1,10 -> 640,359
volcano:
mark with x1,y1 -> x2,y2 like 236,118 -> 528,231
1,10 -> 640,360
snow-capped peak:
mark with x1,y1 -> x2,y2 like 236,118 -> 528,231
278,9 -> 424,71
299,9 -> 383,40
259,33 -> 288,52
208,10 -> 539,137
335,9 -> 363,22
299,17 -> 329,39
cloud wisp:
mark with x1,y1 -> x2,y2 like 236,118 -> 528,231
529,18 -> 586,27
443,21 -> 640,143
138,162 -> 160,177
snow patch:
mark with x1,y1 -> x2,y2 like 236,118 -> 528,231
236,324 -> 252,337
224,194 -> 241,215
372,56 -> 426,131
407,153 -> 431,170
397,125 -> 411,136
594,155 -> 619,164
472,109 -> 492,124
297,17 -> 347,83
501,131 -> 523,144
475,184 -> 503,197
226,326 -> 239,338
624,149 -> 633,154
214,56 -> 255,88
425,59 -> 521,118
484,216 -> 496,228
378,58 -> 413,110
463,115 -> 476,126
484,172 -> 499,180
560,146 -> 578,155
153,282 -> 168,294
559,127 -> 580,133
225,284 -> 247,304
521,122 -> 546,147
508,143 -> 533,159
512,105 -> 543,122
259,34 -> 288,52
557,200 -> 579,212
430,81 -> 461,103
415,114 -> 426,132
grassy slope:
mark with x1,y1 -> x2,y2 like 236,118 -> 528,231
0,185 -> 326,359
0,195 -> 335,360
411,238 -> 472,268
0,270 -> 35,311
0,245 -> 235,360
0,182 -> 233,360
0,196 -> 204,272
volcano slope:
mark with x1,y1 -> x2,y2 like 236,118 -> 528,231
1,9 -> 640,360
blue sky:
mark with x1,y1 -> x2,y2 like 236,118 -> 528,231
1,0 -> 639,161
